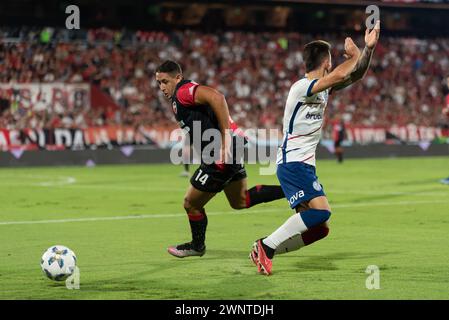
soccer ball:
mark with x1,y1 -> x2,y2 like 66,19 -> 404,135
40,245 -> 77,281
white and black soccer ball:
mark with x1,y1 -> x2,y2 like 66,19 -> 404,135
40,245 -> 77,281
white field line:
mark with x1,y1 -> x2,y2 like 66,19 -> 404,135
0,174 -> 448,195
40,184 -> 449,195
0,178 -> 183,192
0,175 -> 77,187
0,199 -> 448,226
37,176 -> 77,187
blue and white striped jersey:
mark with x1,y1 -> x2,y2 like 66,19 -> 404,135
276,77 -> 329,166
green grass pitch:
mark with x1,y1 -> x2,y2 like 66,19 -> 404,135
0,156 -> 448,299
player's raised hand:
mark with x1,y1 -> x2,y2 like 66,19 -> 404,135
365,20 -> 380,49
344,37 -> 360,59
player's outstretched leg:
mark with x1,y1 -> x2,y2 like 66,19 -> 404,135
249,222 -> 329,272
167,185 -> 216,258
274,223 -> 329,254
223,178 -> 284,210
250,196 -> 331,275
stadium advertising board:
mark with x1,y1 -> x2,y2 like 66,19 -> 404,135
0,124 -> 445,151
0,83 -> 90,112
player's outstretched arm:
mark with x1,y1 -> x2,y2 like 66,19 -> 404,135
310,37 -> 361,95
331,20 -> 380,92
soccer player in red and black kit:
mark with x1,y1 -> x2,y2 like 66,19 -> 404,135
332,117 -> 346,163
155,61 -> 285,258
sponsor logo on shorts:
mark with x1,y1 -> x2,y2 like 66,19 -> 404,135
313,180 -> 322,191
289,190 -> 305,205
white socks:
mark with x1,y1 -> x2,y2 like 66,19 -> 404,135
274,234 -> 305,255
263,213 -> 308,249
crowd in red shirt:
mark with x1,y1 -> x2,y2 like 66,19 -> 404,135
0,27 -> 448,132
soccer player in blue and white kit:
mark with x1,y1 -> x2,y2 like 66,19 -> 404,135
250,21 -> 380,275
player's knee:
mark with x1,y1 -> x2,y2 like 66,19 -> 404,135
300,209 -> 331,228
184,198 -> 205,214
229,199 -> 246,210
322,210 -> 331,224
183,198 -> 193,212
313,209 -> 331,222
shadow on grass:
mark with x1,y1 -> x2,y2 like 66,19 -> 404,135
201,249 -> 252,260
69,249 -> 398,299
73,249 -> 260,298
276,250 -> 398,274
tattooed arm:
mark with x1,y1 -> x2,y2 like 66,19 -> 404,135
331,20 -> 380,93
331,46 -> 375,92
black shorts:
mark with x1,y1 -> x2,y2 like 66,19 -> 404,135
190,163 -> 247,193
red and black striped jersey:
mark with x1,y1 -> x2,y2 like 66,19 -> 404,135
171,79 -> 247,160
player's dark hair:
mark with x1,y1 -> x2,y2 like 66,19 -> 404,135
156,60 -> 182,76
303,40 -> 331,72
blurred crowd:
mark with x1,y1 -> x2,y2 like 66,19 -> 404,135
0,27 -> 448,133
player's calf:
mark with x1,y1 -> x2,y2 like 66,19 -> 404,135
227,185 -> 285,209
180,198 -> 208,253
302,224 -> 329,245
245,185 -> 284,208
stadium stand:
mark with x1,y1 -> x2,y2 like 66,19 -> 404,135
1,27 -> 448,146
